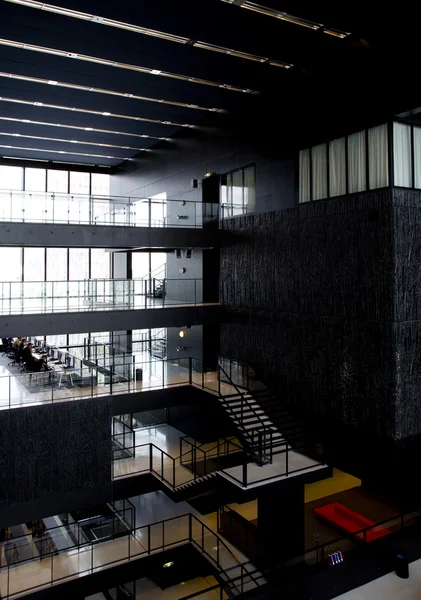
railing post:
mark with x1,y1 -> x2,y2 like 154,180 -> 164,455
189,514 -> 192,541
148,524 -> 151,554
242,457 -> 248,487
286,445 -> 289,476
173,457 -> 175,487
189,357 -> 192,385
149,444 -> 152,472
161,451 -> 164,479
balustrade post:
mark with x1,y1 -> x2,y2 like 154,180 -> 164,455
148,525 -> 151,553
189,357 -> 192,385
242,458 -> 248,487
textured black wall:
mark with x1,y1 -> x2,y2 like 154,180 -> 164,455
0,398 -> 112,512
393,188 -> 421,439
220,189 -> 404,440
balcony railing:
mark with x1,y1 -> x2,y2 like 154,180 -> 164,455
0,512 -> 262,599
0,189 -> 216,228
0,277 -> 204,314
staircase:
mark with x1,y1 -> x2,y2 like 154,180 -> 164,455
174,471 -> 218,494
150,328 -> 167,359
252,388 -> 317,449
218,392 -> 286,463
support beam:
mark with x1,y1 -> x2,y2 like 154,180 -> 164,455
0,222 -> 219,249
0,304 -> 220,336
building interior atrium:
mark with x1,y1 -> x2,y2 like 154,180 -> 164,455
1,1 -> 421,600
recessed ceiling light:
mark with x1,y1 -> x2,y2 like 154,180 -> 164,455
0,143 -> 128,160
220,0 -> 351,38
0,115 -> 159,140
3,0 -> 292,69
47,80 -> 58,85
0,130 -> 145,151
0,95 -> 192,127
0,36 -> 257,93
151,69 -> 161,75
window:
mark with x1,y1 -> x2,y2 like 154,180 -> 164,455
47,169 -> 69,193
25,168 -> 46,192
221,164 -> 256,217
69,248 -> 89,280
91,173 -> 110,196
0,166 -> 23,190
0,248 -> 22,281
329,137 -> 346,197
23,248 -> 45,281
394,122 -> 412,188
47,248 -> 68,281
91,248 -> 110,279
311,144 -> 328,200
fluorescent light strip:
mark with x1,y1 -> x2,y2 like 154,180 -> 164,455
0,71 -> 220,113
2,155 -> 111,167
0,95 -> 191,127
0,37 -> 255,93
2,0 -> 292,69
0,116 -> 163,140
0,131 -> 145,151
221,0 -> 351,38
0,144 -> 128,160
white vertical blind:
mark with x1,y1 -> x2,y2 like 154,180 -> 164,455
329,137 -> 346,197
368,124 -> 389,189
311,143 -> 328,200
299,149 -> 310,202
413,127 -> 421,189
348,130 -> 366,193
393,122 -> 412,187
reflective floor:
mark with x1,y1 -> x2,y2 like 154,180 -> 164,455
0,491 -> 265,599
0,355 -> 237,410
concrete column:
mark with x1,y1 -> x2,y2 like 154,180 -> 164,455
257,485 -> 305,559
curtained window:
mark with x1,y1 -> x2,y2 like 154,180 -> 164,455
413,127 -> 421,189
329,137 -> 346,197
368,124 -> 389,189
311,143 -> 328,200
393,122 -> 412,187
348,131 -> 366,193
299,149 -> 310,202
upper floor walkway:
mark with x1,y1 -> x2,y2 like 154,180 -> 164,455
0,190 -> 220,248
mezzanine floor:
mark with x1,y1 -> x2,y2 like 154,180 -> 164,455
0,491 -> 264,599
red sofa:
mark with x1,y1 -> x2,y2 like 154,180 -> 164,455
313,502 -> 391,542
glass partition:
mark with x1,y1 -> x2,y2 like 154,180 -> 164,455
0,189 -> 215,228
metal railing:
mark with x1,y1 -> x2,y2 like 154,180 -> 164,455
111,438 -> 246,486
0,277 -> 203,314
0,189 -> 213,228
0,512 -> 262,599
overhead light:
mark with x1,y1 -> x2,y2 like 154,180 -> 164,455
3,0 -> 292,69
0,115 -> 157,139
178,331 -> 187,338
0,144 -> 128,160
220,0 -> 351,38
0,95 -> 192,127
0,36 -> 256,93
0,71 -> 220,113
0,131 -> 145,151
151,69 -> 161,75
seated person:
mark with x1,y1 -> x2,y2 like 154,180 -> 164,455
32,355 -> 52,373
22,343 -> 36,370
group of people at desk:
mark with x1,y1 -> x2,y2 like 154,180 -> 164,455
9,338 -> 74,380
10,338 -> 51,372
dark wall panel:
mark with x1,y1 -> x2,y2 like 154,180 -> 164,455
220,190 -> 402,440
111,118 -> 296,214
0,399 -> 112,511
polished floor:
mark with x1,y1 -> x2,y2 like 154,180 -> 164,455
0,355 -> 237,410
0,491 -> 265,599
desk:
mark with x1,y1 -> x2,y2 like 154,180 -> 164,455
54,366 -> 76,388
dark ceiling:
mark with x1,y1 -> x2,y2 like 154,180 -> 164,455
0,0 -> 419,171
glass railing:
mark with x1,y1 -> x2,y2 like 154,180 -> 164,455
0,512 -> 260,599
0,277 -> 204,314
0,355 -> 221,409
0,189 -> 215,228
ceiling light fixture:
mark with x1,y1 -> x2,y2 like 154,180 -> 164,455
0,95 -> 191,127
0,131 -> 145,151
220,0 -> 351,38
0,144 -> 129,160
0,36 -> 256,93
3,0 -> 292,69
0,115 -> 158,139
0,71 -> 221,113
